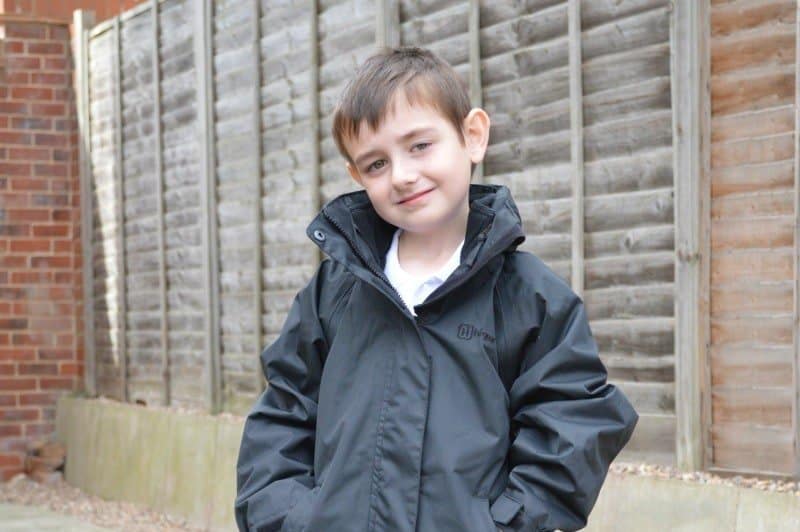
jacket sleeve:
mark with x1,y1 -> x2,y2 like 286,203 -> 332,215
493,273 -> 639,532
234,263 -> 331,532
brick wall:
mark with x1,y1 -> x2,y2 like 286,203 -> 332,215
0,18 -> 81,481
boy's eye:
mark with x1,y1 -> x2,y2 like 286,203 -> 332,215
367,159 -> 386,173
413,142 -> 431,151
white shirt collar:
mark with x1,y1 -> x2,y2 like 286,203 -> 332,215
385,228 -> 463,284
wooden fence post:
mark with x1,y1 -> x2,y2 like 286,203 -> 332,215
252,0 -> 265,393
74,9 -> 96,398
468,0 -> 484,184
193,0 -> 222,414
793,0 -> 800,480
112,16 -> 128,403
671,0 -> 710,472
150,0 -> 171,406
376,0 -> 399,48
567,0 -> 584,298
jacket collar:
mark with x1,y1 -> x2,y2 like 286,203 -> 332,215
306,184 -> 526,311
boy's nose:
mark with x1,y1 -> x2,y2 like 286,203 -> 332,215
391,161 -> 419,187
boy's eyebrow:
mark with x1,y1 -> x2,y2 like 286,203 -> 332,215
353,127 -> 437,166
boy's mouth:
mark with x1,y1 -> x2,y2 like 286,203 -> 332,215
397,188 -> 434,204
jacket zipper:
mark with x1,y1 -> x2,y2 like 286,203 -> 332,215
321,209 -> 420,325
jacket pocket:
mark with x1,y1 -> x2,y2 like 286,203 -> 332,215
280,485 -> 320,532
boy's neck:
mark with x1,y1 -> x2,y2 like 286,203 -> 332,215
396,206 -> 468,277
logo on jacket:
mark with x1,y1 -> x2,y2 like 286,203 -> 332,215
457,323 -> 495,342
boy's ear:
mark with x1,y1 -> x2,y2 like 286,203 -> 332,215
346,162 -> 364,187
464,107 -> 490,165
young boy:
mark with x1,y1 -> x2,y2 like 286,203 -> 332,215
235,46 -> 638,532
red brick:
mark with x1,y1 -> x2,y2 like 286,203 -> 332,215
5,23 -> 47,40
10,178 -> 46,192
30,72 -> 70,87
0,101 -> 28,114
30,102 -> 67,116
0,318 -> 28,329
0,256 -> 26,268
0,131 -> 32,145
30,194 -> 66,208
0,224 -> 30,237
4,40 -> 25,54
51,208 -> 71,220
0,349 -> 35,361
29,317 -> 71,330
27,42 -> 64,55
0,333 -> 8,344
24,422 -> 55,437
59,362 -> 81,376
34,163 -> 67,177
39,378 -> 74,391
32,224 -> 68,237
19,363 -> 58,376
53,272 -> 73,284
0,364 -> 14,376
0,455 -> 22,468
11,117 -> 53,131
43,57 -> 67,70
52,149 -> 70,162
6,56 -> 41,70
5,71 -> 29,84
0,436 -> 29,453
49,26 -> 70,40
0,425 -> 23,438
55,333 -> 73,344
30,256 -> 71,269
0,378 -> 36,391
34,133 -> 67,147
10,271 -> 52,284
0,408 -> 38,421
0,395 -> 17,407
19,392 -> 57,406
12,333 -> 54,347
9,240 -> 50,253
0,162 -> 32,176
53,241 -> 73,253
38,348 -> 71,361
8,147 -> 50,160
11,87 -> 52,101
7,208 -> 49,223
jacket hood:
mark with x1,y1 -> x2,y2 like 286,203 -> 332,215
305,184 -> 526,308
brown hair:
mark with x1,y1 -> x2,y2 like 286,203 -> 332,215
331,46 -> 473,168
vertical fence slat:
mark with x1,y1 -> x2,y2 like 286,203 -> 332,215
194,0 -> 222,414
376,0 -> 399,48
112,16 -> 128,403
468,0 -> 483,184
793,0 -> 800,479
568,0 -> 584,297
151,0 -> 170,406
671,0 -> 709,472
252,0 -> 265,394
74,9 -> 96,398
311,0 -> 322,266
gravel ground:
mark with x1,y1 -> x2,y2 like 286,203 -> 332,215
610,461 -> 800,495
0,473 -> 204,531
1,462 -> 798,531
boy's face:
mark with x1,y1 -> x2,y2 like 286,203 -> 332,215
344,91 -> 490,237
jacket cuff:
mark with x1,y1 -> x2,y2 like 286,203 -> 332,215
490,493 -> 523,525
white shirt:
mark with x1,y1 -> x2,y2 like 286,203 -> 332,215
384,228 -> 464,316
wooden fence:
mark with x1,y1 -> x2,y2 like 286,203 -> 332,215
72,0 -> 800,478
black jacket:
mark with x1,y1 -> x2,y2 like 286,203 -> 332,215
235,184 -> 638,532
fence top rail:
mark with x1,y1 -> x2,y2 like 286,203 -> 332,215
87,0 -> 170,38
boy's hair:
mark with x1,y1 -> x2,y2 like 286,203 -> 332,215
332,46 -> 473,168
